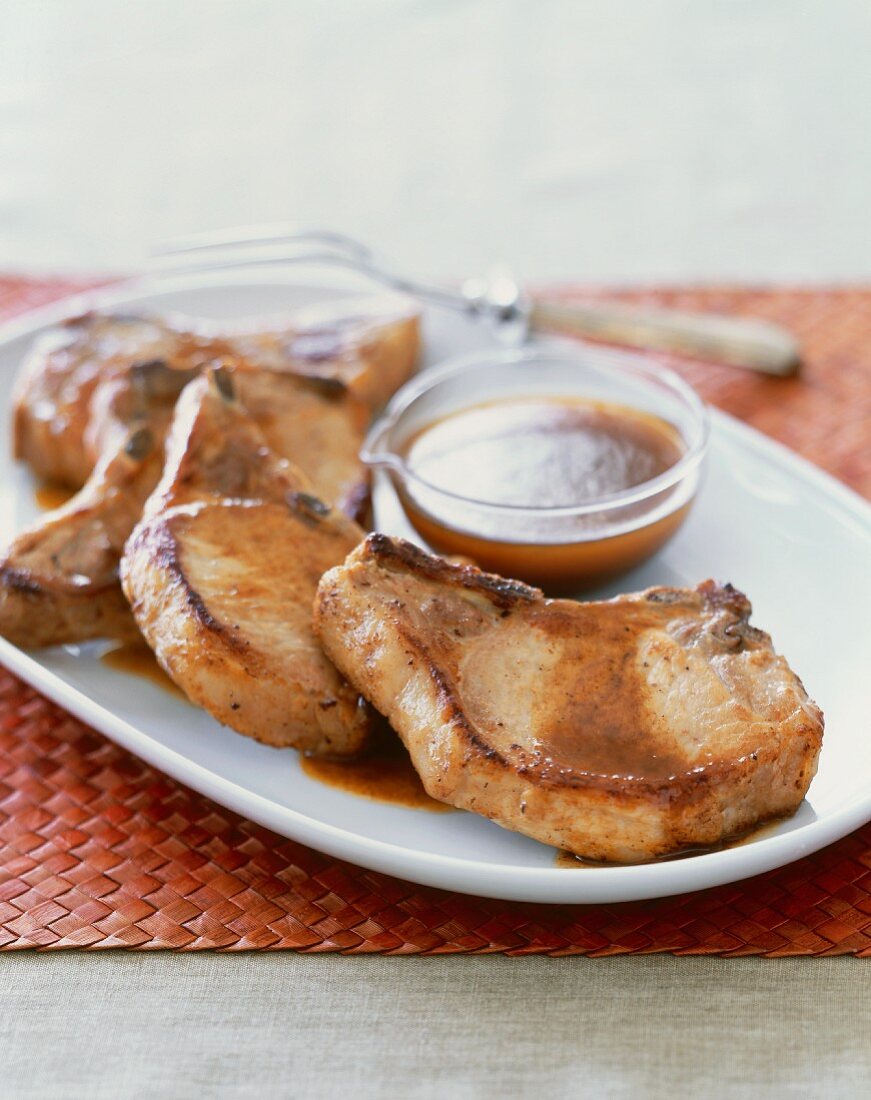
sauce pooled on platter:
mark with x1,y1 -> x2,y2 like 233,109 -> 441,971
301,722 -> 452,812
100,641 -> 187,700
98,646 -> 444,809
34,481 -> 76,511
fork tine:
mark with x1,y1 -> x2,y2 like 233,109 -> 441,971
155,224 -> 372,260
143,246 -> 374,279
146,224 -> 474,316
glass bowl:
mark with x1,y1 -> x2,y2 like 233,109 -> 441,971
361,344 -> 710,592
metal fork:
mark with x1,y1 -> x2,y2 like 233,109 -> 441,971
151,226 -> 800,375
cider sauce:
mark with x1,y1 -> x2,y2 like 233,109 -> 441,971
34,481 -> 77,510
98,645 -> 444,811
300,723 -> 452,812
404,502 -> 690,592
397,397 -> 688,591
100,641 -> 188,701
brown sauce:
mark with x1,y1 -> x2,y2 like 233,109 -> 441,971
100,641 -> 188,701
461,598 -> 687,783
398,397 -> 689,591
554,817 -> 790,868
301,724 -> 452,812
99,647 -> 442,810
405,501 -> 691,593
34,481 -> 77,510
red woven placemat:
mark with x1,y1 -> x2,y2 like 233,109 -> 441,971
0,277 -> 869,955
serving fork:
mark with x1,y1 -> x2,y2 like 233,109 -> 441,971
151,226 -> 799,375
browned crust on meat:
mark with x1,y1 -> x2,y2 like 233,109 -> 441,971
314,536 -> 825,862
120,374 -> 372,756
362,533 -> 541,608
0,359 -> 193,647
124,517 -> 250,654
12,301 -> 420,492
366,572 -> 787,803
0,561 -> 138,648
123,506 -> 370,756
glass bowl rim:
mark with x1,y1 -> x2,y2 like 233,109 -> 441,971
361,343 -> 710,518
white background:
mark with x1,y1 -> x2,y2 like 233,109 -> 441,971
2,0 -> 870,282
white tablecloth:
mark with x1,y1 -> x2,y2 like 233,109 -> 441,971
0,3 -> 869,1096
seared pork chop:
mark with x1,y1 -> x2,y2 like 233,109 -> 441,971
2,349 -> 372,648
13,299 -> 419,489
12,312 -> 232,488
0,360 -> 195,647
227,295 -> 421,411
314,535 -> 824,862
229,367 -> 370,519
121,369 -> 370,757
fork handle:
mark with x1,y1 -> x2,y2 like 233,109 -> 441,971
530,297 -> 800,375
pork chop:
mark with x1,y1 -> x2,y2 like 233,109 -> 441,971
0,360 -> 195,647
227,295 -> 421,411
314,535 -> 824,862
228,367 -> 370,520
12,312 -> 232,488
2,346 -> 373,648
121,369 -> 371,757
13,298 -> 419,488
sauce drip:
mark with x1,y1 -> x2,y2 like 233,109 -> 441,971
301,723 -> 452,812
100,642 -> 188,701
98,647 -> 441,811
34,482 -> 76,510
398,397 -> 689,591
459,599 -> 686,782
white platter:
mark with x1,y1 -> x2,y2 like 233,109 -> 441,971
1,269 -> 869,904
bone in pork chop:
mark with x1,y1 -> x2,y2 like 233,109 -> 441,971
121,369 -> 371,757
13,298 -> 419,489
0,360 -> 196,646
314,535 -> 824,862
1,349 -> 373,648
12,312 -> 231,488
224,295 -> 421,412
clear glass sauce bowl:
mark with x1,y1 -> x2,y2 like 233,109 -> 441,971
361,344 -> 710,592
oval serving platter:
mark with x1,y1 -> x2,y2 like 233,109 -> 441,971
0,269 -> 869,904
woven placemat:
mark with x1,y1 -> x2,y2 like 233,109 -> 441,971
0,277 -> 869,955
